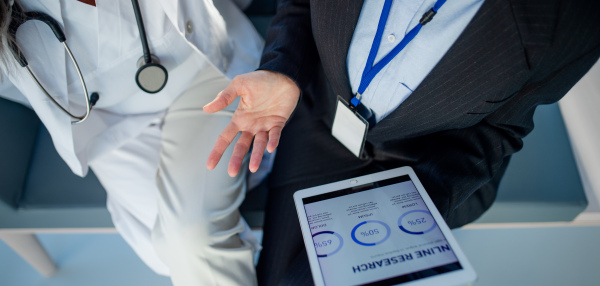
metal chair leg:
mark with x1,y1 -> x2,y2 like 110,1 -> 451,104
0,233 -> 57,277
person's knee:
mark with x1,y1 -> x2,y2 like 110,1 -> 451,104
152,210 -> 245,256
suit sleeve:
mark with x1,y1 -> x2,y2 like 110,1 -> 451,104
257,0 -> 320,91
413,44 -> 600,227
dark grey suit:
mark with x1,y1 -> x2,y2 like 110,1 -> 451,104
256,0 -> 600,284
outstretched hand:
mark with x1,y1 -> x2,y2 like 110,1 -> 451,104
203,70 -> 300,177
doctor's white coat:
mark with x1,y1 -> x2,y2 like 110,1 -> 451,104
0,0 -> 263,177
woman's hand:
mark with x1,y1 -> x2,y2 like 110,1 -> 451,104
203,70 -> 300,177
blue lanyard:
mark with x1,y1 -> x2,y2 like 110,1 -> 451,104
351,0 -> 447,108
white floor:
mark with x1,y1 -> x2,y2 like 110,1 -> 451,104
0,230 -> 264,286
453,225 -> 600,286
2,226 -> 600,286
0,233 -> 172,286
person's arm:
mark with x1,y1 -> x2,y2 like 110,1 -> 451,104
204,0 -> 319,176
257,0 -> 319,92
412,45 -> 600,225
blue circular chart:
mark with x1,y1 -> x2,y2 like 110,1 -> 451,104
398,210 -> 436,235
351,220 -> 391,246
312,231 -> 343,257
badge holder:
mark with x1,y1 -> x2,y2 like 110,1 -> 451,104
331,96 -> 369,158
332,0 -> 445,159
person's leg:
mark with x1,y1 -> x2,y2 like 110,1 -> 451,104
89,124 -> 170,275
151,66 -> 257,286
257,101 -> 373,286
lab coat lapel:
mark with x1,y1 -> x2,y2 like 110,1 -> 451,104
157,0 -> 232,72
16,0 -> 68,106
10,1 -> 86,175
367,0 -> 531,143
96,1 -> 137,71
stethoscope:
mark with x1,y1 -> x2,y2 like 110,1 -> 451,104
8,0 -> 168,124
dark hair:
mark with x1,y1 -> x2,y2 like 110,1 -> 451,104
0,0 -> 23,76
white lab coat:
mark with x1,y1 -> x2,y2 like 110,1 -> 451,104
1,0 -> 263,177
0,0 -> 266,281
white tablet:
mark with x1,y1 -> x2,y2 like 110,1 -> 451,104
293,166 -> 476,286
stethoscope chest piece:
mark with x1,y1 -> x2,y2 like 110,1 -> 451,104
8,0 -> 167,124
135,55 -> 168,94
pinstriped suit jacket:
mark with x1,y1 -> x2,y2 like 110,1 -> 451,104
259,0 -> 600,227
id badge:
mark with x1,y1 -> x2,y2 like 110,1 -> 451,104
331,97 -> 368,158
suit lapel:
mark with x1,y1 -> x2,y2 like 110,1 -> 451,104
367,0 -> 531,143
312,0 -> 364,103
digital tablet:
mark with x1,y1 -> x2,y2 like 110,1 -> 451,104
293,167 -> 476,286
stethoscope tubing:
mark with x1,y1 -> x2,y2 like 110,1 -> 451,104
131,0 -> 152,64
9,7 -> 93,124
10,1 -> 165,124
62,41 -> 91,124
24,42 -> 91,124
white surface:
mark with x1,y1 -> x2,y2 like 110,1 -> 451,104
2,227 -> 599,286
0,234 -> 173,286
454,225 -> 600,286
0,231 -> 263,286
559,59 -> 600,215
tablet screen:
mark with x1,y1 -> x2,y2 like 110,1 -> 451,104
302,175 -> 462,286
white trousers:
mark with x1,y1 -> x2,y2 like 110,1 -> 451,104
88,65 -> 258,285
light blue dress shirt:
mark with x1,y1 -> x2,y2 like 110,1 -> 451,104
347,0 -> 485,123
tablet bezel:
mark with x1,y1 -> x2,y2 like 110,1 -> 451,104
293,166 -> 477,286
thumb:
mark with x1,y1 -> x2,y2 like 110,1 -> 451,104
203,81 -> 239,113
